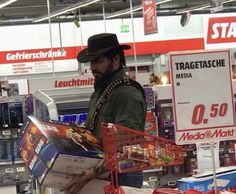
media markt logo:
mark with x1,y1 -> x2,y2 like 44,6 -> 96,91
179,129 -> 234,142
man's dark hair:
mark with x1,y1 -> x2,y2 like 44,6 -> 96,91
104,48 -> 126,67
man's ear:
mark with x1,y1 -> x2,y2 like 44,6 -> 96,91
113,54 -> 120,69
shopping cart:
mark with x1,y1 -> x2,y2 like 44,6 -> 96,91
101,122 -> 184,194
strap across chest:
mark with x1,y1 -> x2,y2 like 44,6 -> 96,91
86,77 -> 145,131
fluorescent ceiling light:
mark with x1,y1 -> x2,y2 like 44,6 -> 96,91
106,0 -> 173,19
176,4 -> 210,14
0,0 -> 18,9
0,18 -> 33,23
106,6 -> 142,19
176,0 -> 236,14
223,0 -> 236,3
34,0 -> 100,23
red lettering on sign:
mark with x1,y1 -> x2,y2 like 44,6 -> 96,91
179,129 -> 234,142
54,78 -> 94,88
207,16 -> 236,44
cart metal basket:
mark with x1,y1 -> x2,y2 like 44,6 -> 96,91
101,122 -> 184,173
101,122 -> 184,194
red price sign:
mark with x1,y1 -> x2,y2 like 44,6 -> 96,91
192,103 -> 228,125
170,50 -> 236,145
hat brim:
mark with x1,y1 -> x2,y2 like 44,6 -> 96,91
77,44 -> 131,63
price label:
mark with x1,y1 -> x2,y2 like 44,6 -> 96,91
2,130 -> 11,136
196,142 -> 220,173
170,49 -> 236,145
191,103 -> 228,125
5,168 -> 14,173
16,167 -> 25,172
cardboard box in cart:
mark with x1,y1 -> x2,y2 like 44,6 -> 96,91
19,116 -> 103,188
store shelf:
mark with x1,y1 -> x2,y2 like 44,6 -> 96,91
0,96 -> 26,104
0,182 -> 18,187
0,161 -> 12,165
13,160 -> 24,165
0,179 -> 31,187
0,95 -> 33,193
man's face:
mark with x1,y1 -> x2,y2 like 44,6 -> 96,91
90,55 -> 114,84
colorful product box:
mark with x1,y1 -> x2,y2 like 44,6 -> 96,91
145,111 -> 158,135
28,154 -> 48,184
19,116 -> 104,176
177,166 -> 236,192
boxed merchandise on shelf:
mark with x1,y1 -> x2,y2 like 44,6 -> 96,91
0,139 -> 12,164
58,113 -> 88,125
19,116 -> 104,187
8,101 -> 24,128
0,103 -> 9,129
145,111 -> 158,135
184,189 -> 236,193
177,166 -> 236,192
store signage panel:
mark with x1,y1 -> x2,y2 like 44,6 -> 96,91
142,0 -> 158,35
0,47 -> 75,64
0,15 -> 205,77
28,75 -> 94,94
170,49 -> 236,145
196,142 -> 220,173
0,61 -> 75,76
0,47 -> 79,76
12,62 -> 52,75
207,16 -> 236,44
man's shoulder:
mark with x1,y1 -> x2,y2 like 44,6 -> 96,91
114,77 -> 144,96
113,84 -> 144,100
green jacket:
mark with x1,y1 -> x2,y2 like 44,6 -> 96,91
85,68 -> 147,141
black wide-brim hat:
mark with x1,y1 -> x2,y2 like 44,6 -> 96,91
77,33 -> 131,63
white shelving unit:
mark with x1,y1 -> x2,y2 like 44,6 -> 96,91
32,86 -> 93,121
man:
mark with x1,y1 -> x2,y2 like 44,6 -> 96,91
62,33 -> 147,194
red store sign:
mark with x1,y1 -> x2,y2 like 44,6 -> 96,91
207,16 -> 236,44
142,0 -> 158,35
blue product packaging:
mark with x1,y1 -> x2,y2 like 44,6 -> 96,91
177,166 -> 236,192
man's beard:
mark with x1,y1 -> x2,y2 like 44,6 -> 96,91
92,65 -> 113,85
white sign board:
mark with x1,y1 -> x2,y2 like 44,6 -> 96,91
170,49 -> 236,145
196,141 -> 219,173
28,74 -> 94,94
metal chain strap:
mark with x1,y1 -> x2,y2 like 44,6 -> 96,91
86,77 -> 145,131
